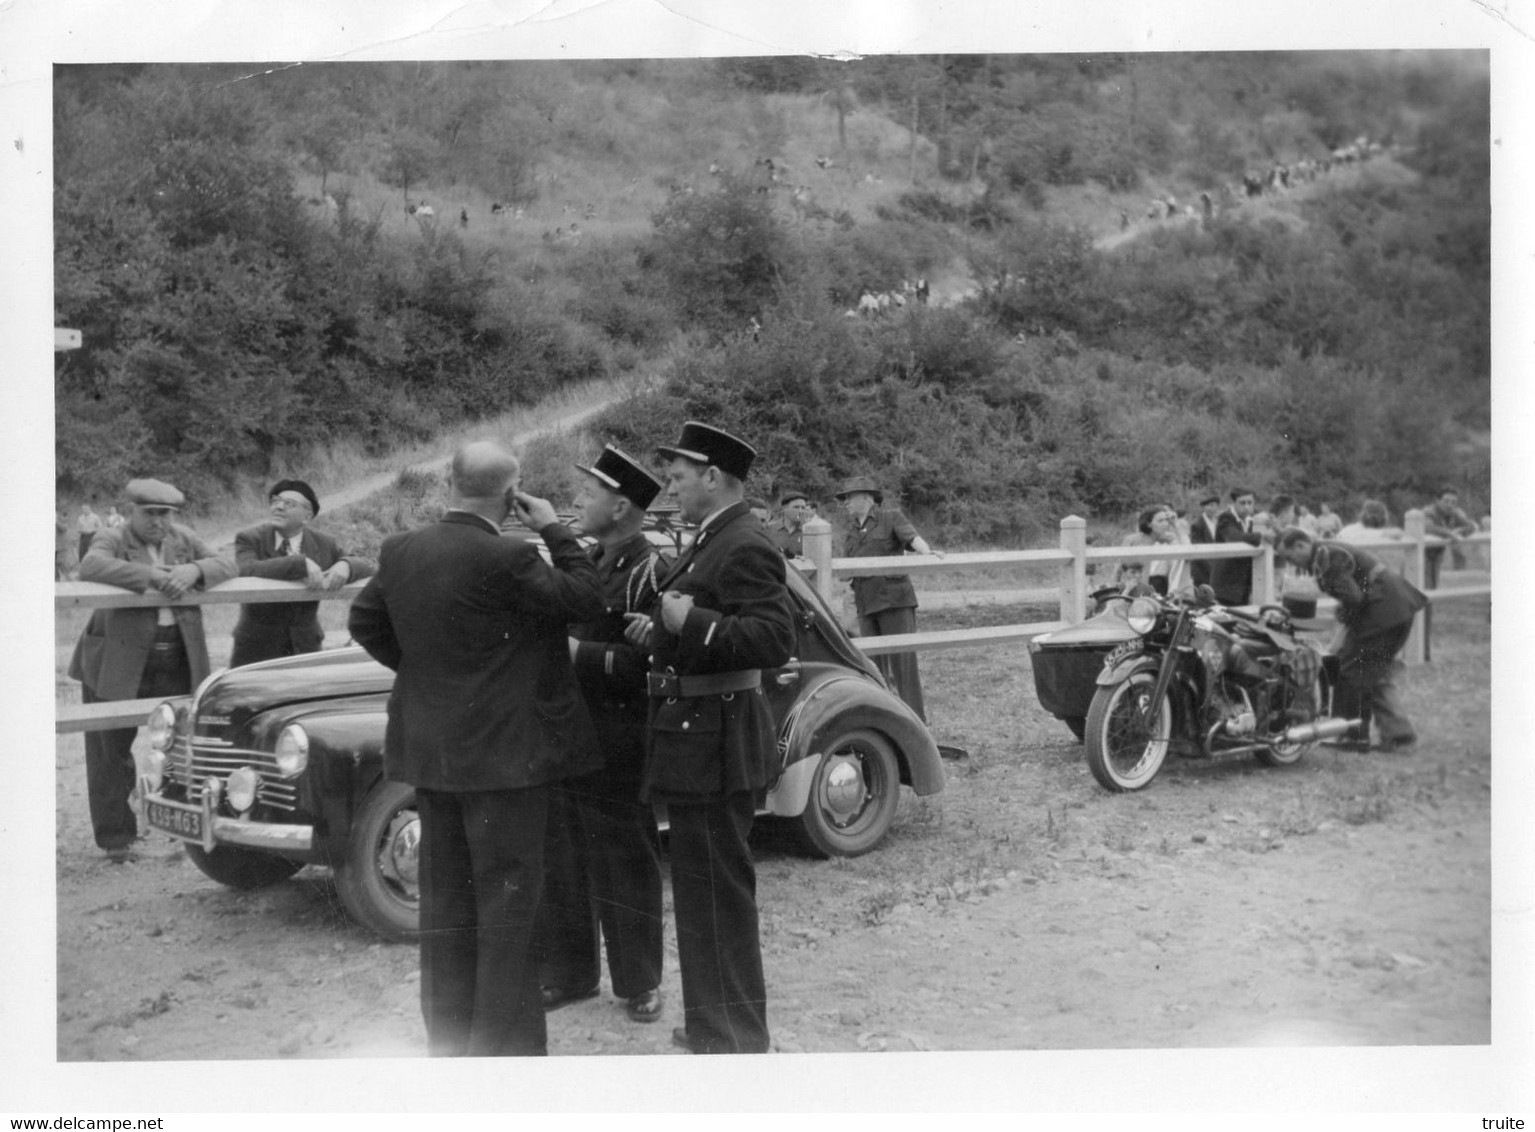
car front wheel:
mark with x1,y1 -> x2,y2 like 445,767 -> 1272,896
793,727 -> 901,858
334,781 -> 420,941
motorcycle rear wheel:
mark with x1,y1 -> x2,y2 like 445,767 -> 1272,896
1085,671 -> 1172,791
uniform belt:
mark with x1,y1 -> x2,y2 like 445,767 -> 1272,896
647,669 -> 761,698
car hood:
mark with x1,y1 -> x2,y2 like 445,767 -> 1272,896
195,646 -> 392,728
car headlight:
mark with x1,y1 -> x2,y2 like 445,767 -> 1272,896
146,702 -> 179,752
274,724 -> 310,777
226,766 -> 259,813
1126,597 -> 1161,636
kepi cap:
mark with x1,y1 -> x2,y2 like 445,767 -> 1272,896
269,479 -> 320,517
833,475 -> 884,504
656,420 -> 757,480
125,478 -> 185,511
575,444 -> 663,509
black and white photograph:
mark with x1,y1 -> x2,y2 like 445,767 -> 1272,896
4,0 -> 1530,1120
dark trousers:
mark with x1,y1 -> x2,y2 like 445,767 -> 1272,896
1334,620 -> 1416,745
858,606 -> 926,721
535,769 -> 664,1000
416,785 -> 549,1057
668,792 -> 768,1054
80,634 -> 191,850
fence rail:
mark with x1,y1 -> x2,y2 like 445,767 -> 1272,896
53,514 -> 1488,734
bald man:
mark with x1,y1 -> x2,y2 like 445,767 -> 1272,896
349,441 -> 604,1056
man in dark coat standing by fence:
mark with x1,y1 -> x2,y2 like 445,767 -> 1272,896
644,421 -> 795,1054
1186,492 -> 1222,589
348,440 -> 604,1056
230,479 -> 375,666
69,479 -> 236,860
1277,528 -> 1428,751
534,445 -> 669,1025
1210,487 -> 1262,605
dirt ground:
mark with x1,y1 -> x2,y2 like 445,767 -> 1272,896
49,590 -> 1497,1085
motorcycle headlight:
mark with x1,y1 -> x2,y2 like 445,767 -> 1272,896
274,724 -> 310,777
1127,597 -> 1161,636
146,701 -> 179,752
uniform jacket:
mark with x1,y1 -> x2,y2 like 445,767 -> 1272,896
233,523 -> 376,656
843,507 -> 920,616
348,512 -> 605,792
68,523 -> 238,700
644,501 -> 796,802
1308,541 -> 1428,638
569,531 -> 665,778
1210,508 -> 1263,605
1187,512 -> 1220,587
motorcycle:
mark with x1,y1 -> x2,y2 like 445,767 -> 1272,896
1083,586 -> 1357,792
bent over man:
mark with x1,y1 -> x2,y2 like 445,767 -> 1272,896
230,479 -> 375,666
647,421 -> 795,1054
70,479 -> 236,860
534,445 -> 668,1024
1276,528 -> 1427,752
349,441 -> 604,1056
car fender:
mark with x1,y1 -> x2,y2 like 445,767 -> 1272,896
766,674 -> 942,818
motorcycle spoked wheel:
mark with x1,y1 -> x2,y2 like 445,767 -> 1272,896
1254,679 -> 1323,767
1085,670 -> 1173,791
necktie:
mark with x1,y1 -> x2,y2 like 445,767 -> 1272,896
285,536 -> 301,557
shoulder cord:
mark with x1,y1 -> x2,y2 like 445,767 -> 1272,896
626,548 -> 662,614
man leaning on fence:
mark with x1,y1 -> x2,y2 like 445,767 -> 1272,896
68,479 -> 236,861
230,479 -> 375,667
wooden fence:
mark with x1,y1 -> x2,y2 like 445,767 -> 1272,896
54,513 -> 1488,734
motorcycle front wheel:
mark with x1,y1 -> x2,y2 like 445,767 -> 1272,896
1085,671 -> 1173,791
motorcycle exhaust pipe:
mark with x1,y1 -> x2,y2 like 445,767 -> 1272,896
1282,718 -> 1362,744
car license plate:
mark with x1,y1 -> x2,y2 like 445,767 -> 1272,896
1102,641 -> 1142,671
146,797 -> 203,841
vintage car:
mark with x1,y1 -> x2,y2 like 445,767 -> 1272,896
1027,593 -> 1138,741
138,559 -> 943,940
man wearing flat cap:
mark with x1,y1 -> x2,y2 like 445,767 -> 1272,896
533,445 -> 669,1026
69,478 -> 237,860
766,490 -> 812,559
646,420 -> 795,1054
230,479 -> 376,667
836,475 -> 939,722
1187,492 -> 1222,590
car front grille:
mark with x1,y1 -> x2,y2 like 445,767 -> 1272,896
163,734 -> 299,812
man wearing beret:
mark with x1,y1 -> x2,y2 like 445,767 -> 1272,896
534,446 -> 668,1025
69,479 -> 237,860
646,421 -> 795,1054
766,490 -> 812,559
230,480 -> 376,667
836,475 -> 939,722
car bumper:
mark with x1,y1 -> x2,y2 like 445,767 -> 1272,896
141,781 -> 314,855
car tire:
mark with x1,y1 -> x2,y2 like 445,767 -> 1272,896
792,727 -> 901,859
334,780 -> 420,941
183,844 -> 303,890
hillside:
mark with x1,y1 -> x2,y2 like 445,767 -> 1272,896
53,54 -> 1490,539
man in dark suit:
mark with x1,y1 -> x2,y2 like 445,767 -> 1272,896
230,479 -> 375,667
348,441 -> 604,1057
1186,492 -> 1222,589
69,478 -> 237,859
534,445 -> 668,1024
1209,487 -> 1263,605
645,421 -> 795,1054
1277,528 -> 1428,751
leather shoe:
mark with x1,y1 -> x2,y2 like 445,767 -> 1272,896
625,988 -> 664,1024
1379,735 -> 1417,751
541,984 -> 599,1012
671,1025 -> 698,1053
103,844 -> 138,863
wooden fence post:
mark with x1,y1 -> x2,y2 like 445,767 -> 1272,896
1255,542 -> 1276,606
803,515 -> 836,609
1059,515 -> 1087,624
1402,508 -> 1428,664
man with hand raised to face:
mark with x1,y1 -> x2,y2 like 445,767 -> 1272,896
643,421 -> 795,1054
